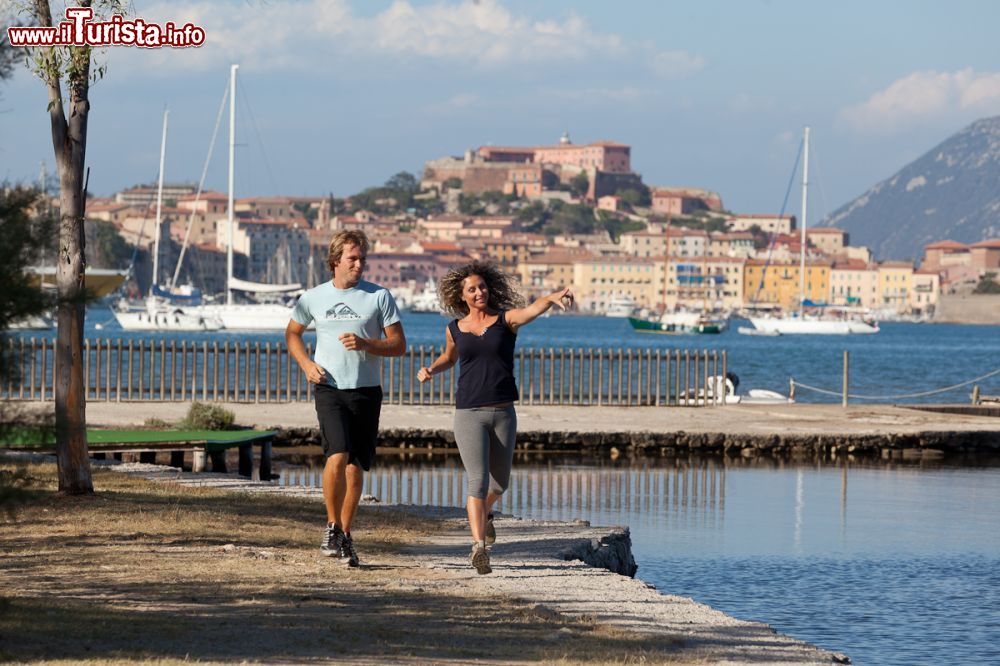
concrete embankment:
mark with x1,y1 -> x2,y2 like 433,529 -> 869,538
72,401 -> 1000,458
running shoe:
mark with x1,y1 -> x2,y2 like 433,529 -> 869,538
485,513 -> 496,546
470,541 -> 492,575
341,531 -> 360,568
321,523 -> 345,558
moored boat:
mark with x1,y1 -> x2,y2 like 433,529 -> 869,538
629,312 -> 724,335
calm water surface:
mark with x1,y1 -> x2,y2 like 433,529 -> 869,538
40,308 -> 1000,403
278,455 -> 1000,666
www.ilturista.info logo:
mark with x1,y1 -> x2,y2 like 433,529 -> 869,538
7,7 -> 205,48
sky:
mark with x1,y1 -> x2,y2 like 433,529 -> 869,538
2,0 -> 1000,221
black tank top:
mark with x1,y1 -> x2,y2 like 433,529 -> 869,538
450,310 -> 519,409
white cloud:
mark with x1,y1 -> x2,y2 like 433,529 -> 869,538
96,1 -> 701,80
840,68 -> 1000,133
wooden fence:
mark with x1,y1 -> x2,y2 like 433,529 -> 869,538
4,337 -> 729,407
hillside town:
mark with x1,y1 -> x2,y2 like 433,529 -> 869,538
78,133 -> 1000,318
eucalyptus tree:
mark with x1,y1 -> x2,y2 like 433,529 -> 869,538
18,0 -> 126,494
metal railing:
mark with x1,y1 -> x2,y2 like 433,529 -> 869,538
3,337 -> 729,407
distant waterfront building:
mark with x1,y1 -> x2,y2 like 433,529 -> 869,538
743,259 -> 832,310
728,214 -> 795,235
662,256 -> 745,312
650,187 -> 724,216
478,135 -> 632,174
910,269 -> 941,315
236,196 -> 299,221
515,248 -> 592,299
666,227 -> 709,258
116,183 -> 197,207
830,259 -> 879,309
424,134 -> 638,201
572,255 -> 660,314
707,231 -> 755,258
877,261 -> 915,314
620,230 -> 668,258
806,227 -> 849,255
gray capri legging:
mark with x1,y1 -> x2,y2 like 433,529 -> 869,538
453,405 -> 517,500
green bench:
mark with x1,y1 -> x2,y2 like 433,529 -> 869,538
1,428 -> 275,479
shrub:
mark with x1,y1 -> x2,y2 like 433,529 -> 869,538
182,401 -> 235,431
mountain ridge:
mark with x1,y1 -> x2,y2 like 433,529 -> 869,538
820,116 -> 1000,260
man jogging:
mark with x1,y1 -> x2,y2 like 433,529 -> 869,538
285,230 -> 405,567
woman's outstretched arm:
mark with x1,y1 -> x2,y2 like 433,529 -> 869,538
505,287 -> 574,332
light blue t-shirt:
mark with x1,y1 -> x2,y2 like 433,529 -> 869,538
291,280 -> 401,389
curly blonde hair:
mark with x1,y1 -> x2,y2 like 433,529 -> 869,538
438,260 -> 525,318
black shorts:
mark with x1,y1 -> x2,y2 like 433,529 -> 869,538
315,384 -> 383,471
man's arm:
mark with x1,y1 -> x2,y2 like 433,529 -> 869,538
338,321 -> 407,357
285,320 -> 327,384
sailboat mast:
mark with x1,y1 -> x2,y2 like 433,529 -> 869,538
227,64 -> 238,306
799,126 -> 810,315
153,109 -> 169,292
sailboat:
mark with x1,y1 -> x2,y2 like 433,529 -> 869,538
114,110 -> 224,332
184,65 -> 305,331
746,127 -> 879,335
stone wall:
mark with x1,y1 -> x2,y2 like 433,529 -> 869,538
275,425 -> 1000,459
935,293 -> 1000,324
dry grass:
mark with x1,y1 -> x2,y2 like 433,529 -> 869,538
0,461 -> 690,664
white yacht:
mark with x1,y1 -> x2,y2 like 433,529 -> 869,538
180,65 -> 306,331
115,298 -> 223,331
605,294 -> 637,317
408,279 -> 441,314
112,110 -> 224,332
746,127 -> 879,336
748,313 -> 878,335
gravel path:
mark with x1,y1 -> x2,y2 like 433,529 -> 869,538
27,454 -> 846,665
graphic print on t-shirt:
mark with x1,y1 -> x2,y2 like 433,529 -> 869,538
325,303 -> 364,320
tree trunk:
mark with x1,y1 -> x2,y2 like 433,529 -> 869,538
44,18 -> 94,494
54,147 -> 92,494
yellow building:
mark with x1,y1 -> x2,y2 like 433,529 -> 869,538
516,249 -> 589,300
744,260 -> 832,310
572,255 -> 660,314
663,256 -> 744,311
877,261 -> 914,313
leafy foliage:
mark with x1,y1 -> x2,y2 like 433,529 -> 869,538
384,171 -> 419,193
569,171 -> 589,198
292,201 -> 318,224
85,218 -> 131,268
973,272 -> 1000,295
458,190 -> 514,215
615,185 -> 651,207
182,401 -> 236,431
0,186 -> 55,334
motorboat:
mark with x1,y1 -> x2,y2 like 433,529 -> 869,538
629,310 -> 726,335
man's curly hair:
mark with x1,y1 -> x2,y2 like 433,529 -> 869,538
438,260 -> 525,318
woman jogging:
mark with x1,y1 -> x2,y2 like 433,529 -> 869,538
416,260 -> 572,575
